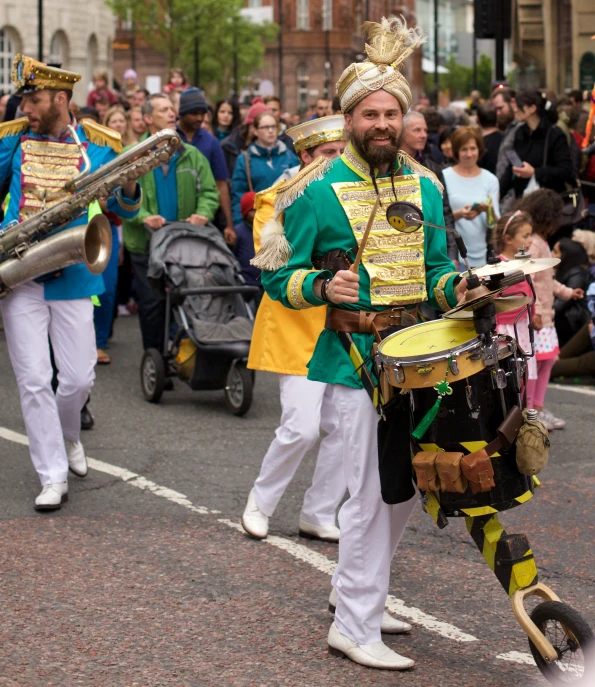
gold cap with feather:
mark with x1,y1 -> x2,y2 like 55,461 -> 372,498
337,16 -> 425,114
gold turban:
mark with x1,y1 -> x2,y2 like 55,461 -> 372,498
336,16 -> 425,115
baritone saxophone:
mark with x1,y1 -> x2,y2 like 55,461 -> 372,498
0,127 -> 180,296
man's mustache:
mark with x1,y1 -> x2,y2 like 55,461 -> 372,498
363,129 -> 399,143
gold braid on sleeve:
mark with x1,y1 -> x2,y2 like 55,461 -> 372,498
433,271 -> 459,312
287,269 -> 317,310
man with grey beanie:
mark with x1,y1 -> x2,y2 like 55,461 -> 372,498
176,87 -> 236,245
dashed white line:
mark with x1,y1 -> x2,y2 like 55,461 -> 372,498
549,384 -> 595,397
1,427 -> 532,661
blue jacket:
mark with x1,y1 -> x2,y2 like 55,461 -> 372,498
231,140 -> 298,224
0,118 -> 141,300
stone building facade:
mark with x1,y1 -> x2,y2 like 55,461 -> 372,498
0,0 -> 115,105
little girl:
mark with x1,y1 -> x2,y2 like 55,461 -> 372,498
494,210 -> 538,382
516,189 -> 581,430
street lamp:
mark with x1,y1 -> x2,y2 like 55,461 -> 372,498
38,0 -> 43,61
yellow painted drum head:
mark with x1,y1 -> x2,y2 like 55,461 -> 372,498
379,319 -> 479,362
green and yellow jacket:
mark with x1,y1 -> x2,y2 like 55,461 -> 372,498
260,143 -> 460,388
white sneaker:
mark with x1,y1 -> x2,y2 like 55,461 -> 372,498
299,520 -> 340,542
241,489 -> 269,539
327,622 -> 414,670
542,408 -> 566,429
65,440 -> 88,477
35,483 -> 68,511
535,411 -> 555,431
328,588 -> 412,634
117,304 -> 131,317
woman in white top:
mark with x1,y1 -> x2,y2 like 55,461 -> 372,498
442,126 -> 500,268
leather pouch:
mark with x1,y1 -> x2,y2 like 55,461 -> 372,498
461,449 -> 496,494
435,452 -> 468,493
412,451 -> 440,492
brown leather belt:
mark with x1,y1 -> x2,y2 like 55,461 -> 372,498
325,306 -> 418,335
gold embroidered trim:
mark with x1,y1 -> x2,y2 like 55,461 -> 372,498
116,188 -> 142,212
337,185 -> 419,203
0,116 -> 28,139
274,156 -> 333,210
433,271 -> 458,312
293,128 -> 345,153
287,269 -> 317,310
81,120 -> 123,153
23,139 -> 81,157
372,283 -> 425,298
367,249 -> 422,265
373,265 -> 425,281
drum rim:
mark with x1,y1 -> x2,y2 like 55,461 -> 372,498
377,319 -> 482,365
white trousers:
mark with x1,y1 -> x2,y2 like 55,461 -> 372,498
253,374 -> 346,526
0,282 -> 96,485
330,385 -> 417,645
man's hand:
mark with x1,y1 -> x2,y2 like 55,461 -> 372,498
145,215 -> 166,231
186,214 -> 208,226
571,288 -> 585,300
317,269 -> 360,304
122,181 -> 138,198
223,227 -> 237,246
533,313 -> 543,331
512,162 -> 535,179
455,277 -> 468,302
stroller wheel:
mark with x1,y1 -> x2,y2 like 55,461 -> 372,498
224,363 -> 253,416
141,348 -> 166,403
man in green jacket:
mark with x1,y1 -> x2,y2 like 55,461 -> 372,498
123,93 -> 219,353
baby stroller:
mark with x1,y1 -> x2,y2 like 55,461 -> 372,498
140,222 -> 260,416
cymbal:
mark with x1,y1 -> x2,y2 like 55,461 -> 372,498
443,296 -> 532,319
461,257 -> 559,278
443,284 -> 506,316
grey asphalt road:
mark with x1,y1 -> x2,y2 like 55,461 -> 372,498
1,314 -> 594,687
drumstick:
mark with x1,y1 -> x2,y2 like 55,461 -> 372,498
350,195 -> 381,273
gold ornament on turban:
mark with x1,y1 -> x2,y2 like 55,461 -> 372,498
336,16 -> 426,115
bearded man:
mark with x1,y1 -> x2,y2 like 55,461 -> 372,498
260,17 -> 464,670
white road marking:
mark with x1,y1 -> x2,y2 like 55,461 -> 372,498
549,384 -> 595,398
496,651 -> 536,666
4,427 -> 532,651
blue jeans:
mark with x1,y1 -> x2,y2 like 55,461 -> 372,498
94,224 -> 120,349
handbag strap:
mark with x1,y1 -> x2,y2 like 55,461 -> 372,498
243,150 -> 254,193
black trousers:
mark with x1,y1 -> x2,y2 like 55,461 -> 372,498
130,253 -> 166,353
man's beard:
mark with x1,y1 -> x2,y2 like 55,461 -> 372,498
497,110 -> 514,131
33,101 -> 61,135
350,126 -> 402,169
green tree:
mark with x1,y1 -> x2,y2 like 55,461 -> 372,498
109,0 -> 277,100
424,54 -> 494,101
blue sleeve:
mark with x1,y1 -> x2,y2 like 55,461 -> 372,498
231,153 -> 248,225
97,145 -> 142,219
0,134 -> 20,186
208,137 -> 230,180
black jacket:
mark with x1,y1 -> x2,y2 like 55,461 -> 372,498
554,266 -> 591,346
500,116 -> 574,199
221,126 -> 247,178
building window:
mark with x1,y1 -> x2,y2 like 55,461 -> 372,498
87,34 -> 99,88
49,31 -> 69,69
297,62 -> 309,111
297,0 -> 309,30
248,0 -> 263,7
322,0 -> 332,31
0,27 -> 21,94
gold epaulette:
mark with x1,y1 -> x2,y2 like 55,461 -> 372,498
274,156 -> 333,211
397,150 -> 444,195
0,116 -> 28,140
80,119 -> 123,153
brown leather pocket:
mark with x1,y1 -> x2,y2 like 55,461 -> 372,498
412,451 -> 440,492
435,452 -> 468,493
461,449 -> 496,494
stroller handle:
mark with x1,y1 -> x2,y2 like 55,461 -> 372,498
175,286 -> 262,297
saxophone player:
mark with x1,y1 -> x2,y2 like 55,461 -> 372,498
0,55 -> 142,511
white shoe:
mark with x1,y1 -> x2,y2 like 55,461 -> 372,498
35,483 -> 68,511
535,410 -> 555,431
299,519 -> 340,542
328,588 -> 412,634
117,304 -> 131,317
65,440 -> 88,477
542,408 -> 566,429
241,489 -> 269,539
327,622 -> 414,670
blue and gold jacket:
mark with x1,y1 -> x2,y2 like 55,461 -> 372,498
0,117 -> 141,300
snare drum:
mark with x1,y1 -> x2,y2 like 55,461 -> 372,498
378,319 -> 485,389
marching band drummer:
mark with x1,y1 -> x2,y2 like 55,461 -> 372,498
260,17 -> 466,670
0,55 -> 141,511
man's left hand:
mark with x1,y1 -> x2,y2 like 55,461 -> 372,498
223,227 -> 237,246
122,181 -> 138,198
186,214 -> 208,225
456,277 -> 468,302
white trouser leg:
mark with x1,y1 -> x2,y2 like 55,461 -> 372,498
48,296 -> 96,442
0,283 -> 66,484
330,385 -> 417,645
300,384 -> 347,527
253,375 -> 326,517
